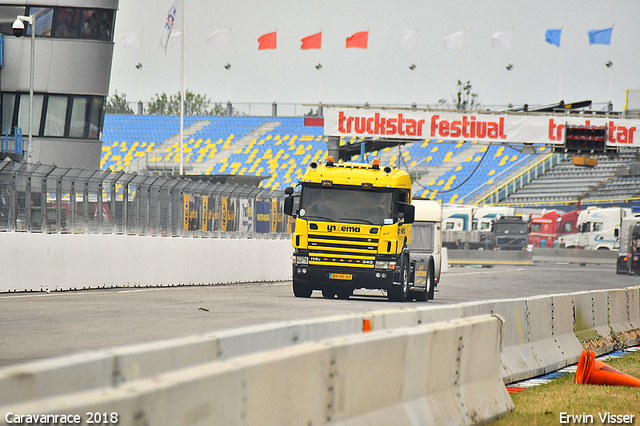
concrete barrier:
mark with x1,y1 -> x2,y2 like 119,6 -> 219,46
608,287 -> 640,346
446,247 -> 618,266
0,316 -> 513,426
0,233 -> 292,292
2,286 -> 640,424
532,247 -> 618,264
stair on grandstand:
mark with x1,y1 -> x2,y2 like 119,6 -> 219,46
501,153 -> 633,204
188,120 -> 281,174
124,120 -> 211,174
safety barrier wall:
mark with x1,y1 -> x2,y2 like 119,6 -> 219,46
0,316 -> 513,426
1,287 -> 639,424
447,247 -> 618,265
0,233 -> 292,292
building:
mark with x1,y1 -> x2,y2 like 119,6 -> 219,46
0,0 -> 118,169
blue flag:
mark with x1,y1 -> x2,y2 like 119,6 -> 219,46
588,28 -> 613,45
545,29 -> 562,47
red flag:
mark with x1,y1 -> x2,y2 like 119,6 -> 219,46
301,32 -> 322,50
258,31 -> 277,50
346,31 -> 368,49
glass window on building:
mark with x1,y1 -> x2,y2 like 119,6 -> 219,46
53,8 -> 81,38
29,7 -> 53,37
1,93 -> 16,135
0,5 -> 26,35
17,94 -> 44,137
70,97 -> 89,138
44,96 -> 68,137
89,97 -> 103,139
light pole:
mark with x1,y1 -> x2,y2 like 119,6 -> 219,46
409,64 -> 416,108
13,15 -> 35,164
606,61 -> 613,111
506,63 -> 514,108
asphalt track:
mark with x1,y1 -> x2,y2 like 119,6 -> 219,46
0,262 -> 636,367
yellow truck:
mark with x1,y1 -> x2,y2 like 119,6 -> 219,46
284,157 -> 440,302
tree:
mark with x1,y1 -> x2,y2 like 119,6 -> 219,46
439,80 -> 479,110
105,91 -> 134,115
147,90 -> 214,116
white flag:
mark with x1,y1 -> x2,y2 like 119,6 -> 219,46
399,30 -> 416,49
167,31 -> 182,50
205,29 -> 230,48
120,30 -> 142,48
160,0 -> 180,53
492,31 -> 512,49
444,30 -> 464,49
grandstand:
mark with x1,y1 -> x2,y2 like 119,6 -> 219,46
101,115 -> 548,204
497,149 -> 640,206
101,112 -> 640,208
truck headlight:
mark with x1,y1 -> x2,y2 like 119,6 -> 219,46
375,261 -> 396,269
294,256 -> 309,265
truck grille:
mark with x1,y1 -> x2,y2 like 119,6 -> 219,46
307,233 -> 378,268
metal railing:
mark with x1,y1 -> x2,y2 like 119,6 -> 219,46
0,161 -> 291,238
475,153 -> 568,205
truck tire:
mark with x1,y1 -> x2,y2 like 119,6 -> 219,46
322,287 -> 336,298
388,257 -> 409,302
293,281 -> 312,298
426,263 -> 435,301
335,287 -> 353,300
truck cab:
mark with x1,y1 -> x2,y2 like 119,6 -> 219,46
493,216 -> 528,250
616,214 -> 640,275
284,158 -> 418,302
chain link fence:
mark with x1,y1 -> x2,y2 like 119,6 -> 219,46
0,161 -> 292,238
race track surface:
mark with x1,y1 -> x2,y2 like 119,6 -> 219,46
0,263 -> 634,367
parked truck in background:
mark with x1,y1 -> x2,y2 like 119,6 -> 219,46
284,157 -> 423,302
442,205 -> 528,250
616,213 -> 640,275
528,210 -> 560,248
556,210 -> 580,248
576,207 -> 630,250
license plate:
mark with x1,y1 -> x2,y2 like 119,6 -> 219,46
329,273 -> 352,280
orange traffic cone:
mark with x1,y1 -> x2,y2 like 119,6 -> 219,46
574,350 -> 640,387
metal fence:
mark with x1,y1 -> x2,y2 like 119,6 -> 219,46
0,161 -> 291,238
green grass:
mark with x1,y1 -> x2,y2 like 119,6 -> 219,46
491,350 -> 640,426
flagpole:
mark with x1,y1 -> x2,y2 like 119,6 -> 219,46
366,28 -> 370,105
228,29 -> 232,103
558,27 -> 563,101
179,0 -> 185,175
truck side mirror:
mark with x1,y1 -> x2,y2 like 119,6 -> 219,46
400,203 -> 415,224
284,195 -> 295,216
284,186 -> 296,217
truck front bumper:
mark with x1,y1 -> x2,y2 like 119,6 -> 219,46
292,264 -> 396,291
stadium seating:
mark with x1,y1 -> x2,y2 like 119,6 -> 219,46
100,115 -> 549,203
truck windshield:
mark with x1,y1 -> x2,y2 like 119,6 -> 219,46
494,223 -> 527,234
299,186 -> 394,225
408,222 -> 434,252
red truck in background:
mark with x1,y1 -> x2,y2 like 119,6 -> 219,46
528,210 -> 580,248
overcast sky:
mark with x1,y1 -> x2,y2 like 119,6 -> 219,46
109,0 -> 640,113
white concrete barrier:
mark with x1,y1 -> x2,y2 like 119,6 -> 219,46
608,287 -> 640,347
0,233 -> 292,292
0,316 -> 513,426
2,286 -> 640,424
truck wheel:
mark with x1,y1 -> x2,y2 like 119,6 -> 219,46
426,264 -> 435,301
388,258 -> 409,302
335,287 -> 353,300
322,287 -> 336,298
293,281 -> 312,298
